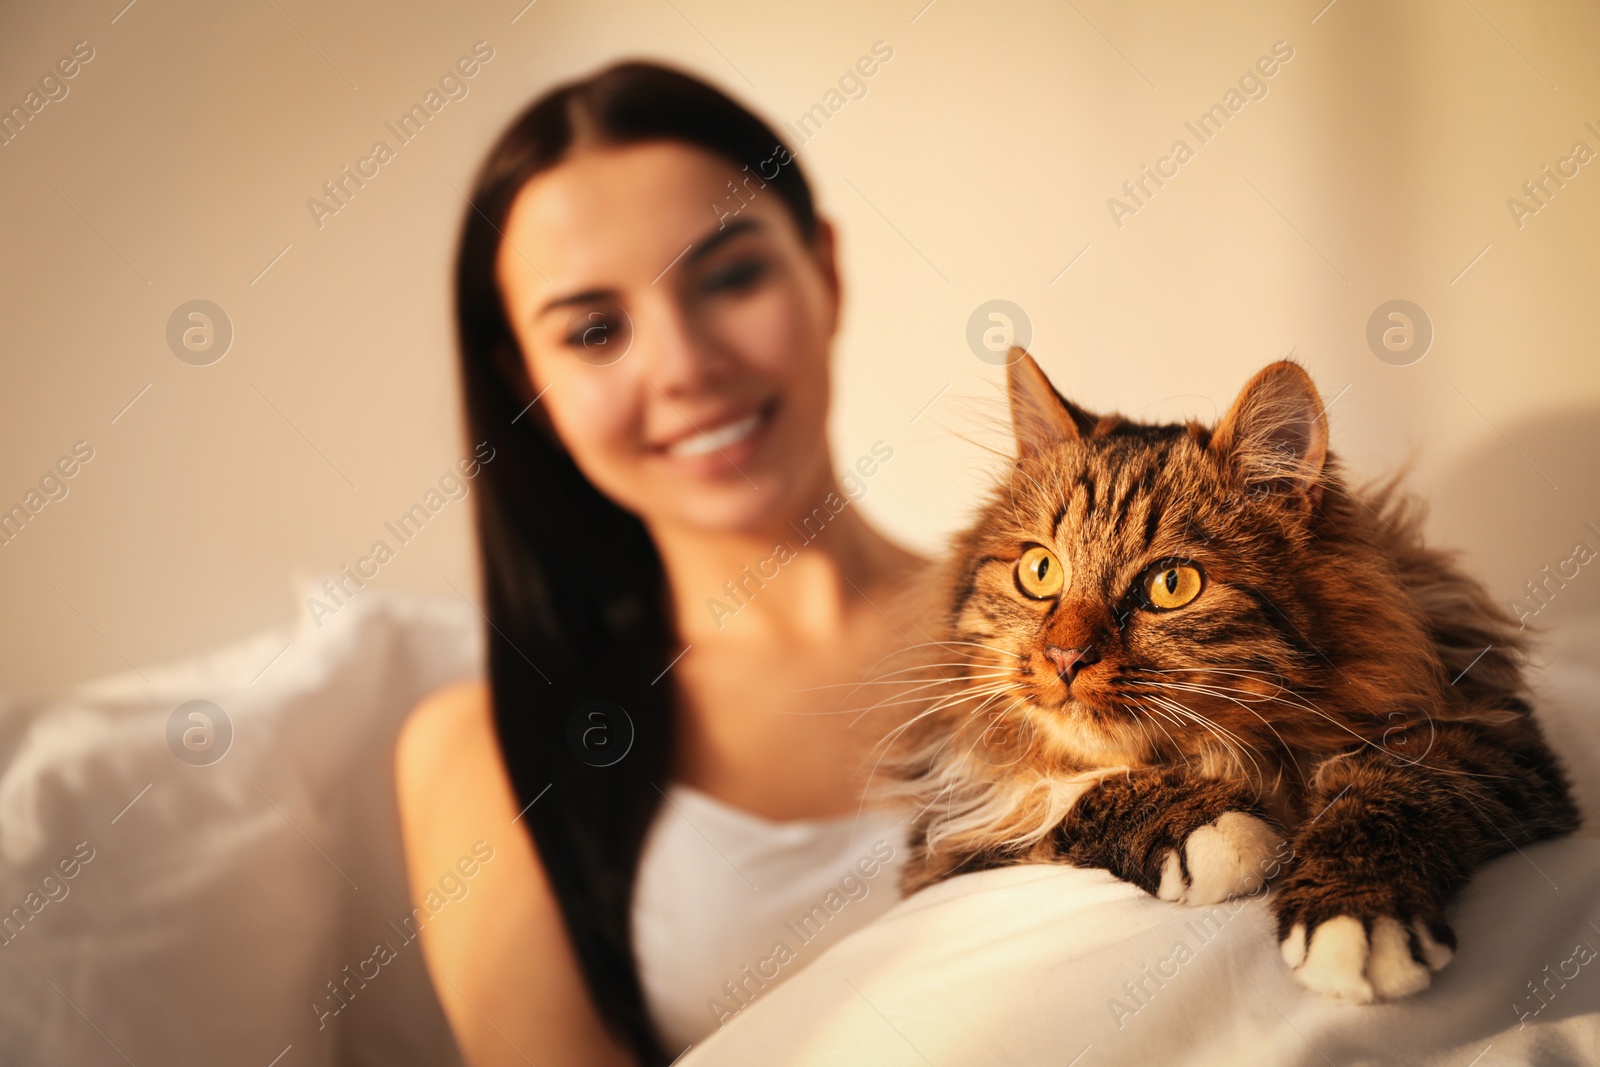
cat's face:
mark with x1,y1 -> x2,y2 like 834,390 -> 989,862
947,352 -> 1331,772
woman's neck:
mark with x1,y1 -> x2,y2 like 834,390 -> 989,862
647,471 -> 923,646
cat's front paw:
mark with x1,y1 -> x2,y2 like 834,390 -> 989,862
1155,811 -> 1285,906
1279,914 -> 1456,1003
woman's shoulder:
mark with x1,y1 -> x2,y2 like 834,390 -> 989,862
393,680 -> 637,1064
395,678 -> 498,814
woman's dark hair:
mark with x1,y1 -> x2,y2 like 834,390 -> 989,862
453,61 -> 817,1065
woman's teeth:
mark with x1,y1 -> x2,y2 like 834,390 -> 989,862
668,411 -> 763,457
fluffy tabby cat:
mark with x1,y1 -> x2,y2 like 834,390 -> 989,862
889,349 -> 1579,1003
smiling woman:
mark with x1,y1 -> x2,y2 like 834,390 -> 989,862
498,144 -> 838,529
395,61 -> 928,1067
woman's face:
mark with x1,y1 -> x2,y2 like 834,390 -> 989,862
496,141 -> 840,535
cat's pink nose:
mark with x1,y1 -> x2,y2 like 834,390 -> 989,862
1045,645 -> 1099,683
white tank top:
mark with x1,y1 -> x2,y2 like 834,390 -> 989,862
631,782 -> 910,1056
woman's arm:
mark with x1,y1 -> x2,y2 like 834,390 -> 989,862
395,680 -> 636,1067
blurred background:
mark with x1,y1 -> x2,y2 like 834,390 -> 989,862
1,0 -> 1597,693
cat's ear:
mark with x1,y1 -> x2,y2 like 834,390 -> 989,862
1210,361 -> 1329,508
1007,349 -> 1097,459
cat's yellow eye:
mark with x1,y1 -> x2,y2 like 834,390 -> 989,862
1145,563 -> 1203,610
1016,546 -> 1065,599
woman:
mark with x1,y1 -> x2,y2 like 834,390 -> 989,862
395,61 -> 931,1066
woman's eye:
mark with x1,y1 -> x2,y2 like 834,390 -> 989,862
563,311 -> 629,360
565,319 -> 608,345
1144,563 -> 1203,610
701,258 -> 767,294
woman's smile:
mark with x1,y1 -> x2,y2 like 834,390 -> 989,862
652,396 -> 779,472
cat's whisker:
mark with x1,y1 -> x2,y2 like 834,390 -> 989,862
1135,679 -> 1299,715
843,645 -> 967,687
902,777 -> 959,838
861,692 -> 1027,821
1136,672 -> 1344,726
808,661 -> 1010,711
916,693 -> 1017,766
834,685 -> 1011,727
1196,685 -> 1513,784
1148,666 -> 1281,679
848,683 -> 1017,733
813,641 -> 1007,712
837,661 -> 1011,698
1146,707 -> 1187,730
951,702 -> 1038,775
895,639 -> 1023,660
1143,668 -> 1317,717
1132,715 -> 1162,762
1127,698 -> 1186,730
1138,680 -> 1304,780
798,660 -> 1009,705
1161,673 -> 1364,722
1141,705 -> 1188,731
1153,673 -> 1294,695
1128,697 -> 1189,767
1166,683 -> 1279,705
869,658 -> 1012,677
862,686 -> 1016,754
833,671 -> 1012,703
787,666 -> 1011,693
762,673 -> 1012,719
1144,692 -> 1265,794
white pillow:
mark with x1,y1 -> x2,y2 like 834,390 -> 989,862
0,584 -> 480,1066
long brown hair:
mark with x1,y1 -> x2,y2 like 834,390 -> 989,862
453,61 -> 817,1064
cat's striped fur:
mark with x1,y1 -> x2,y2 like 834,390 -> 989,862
888,350 -> 1579,1002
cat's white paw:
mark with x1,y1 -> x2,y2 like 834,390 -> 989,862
1155,812 -> 1284,906
1280,915 -> 1454,1003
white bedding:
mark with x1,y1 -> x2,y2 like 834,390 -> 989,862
2,590 -> 1596,1066
681,840 -> 1600,1066
683,619 -> 1600,1067
0,584 -> 481,1067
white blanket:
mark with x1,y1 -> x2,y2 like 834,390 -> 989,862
684,619 -> 1600,1067
682,841 -> 1600,1066
3,590 -> 1596,1066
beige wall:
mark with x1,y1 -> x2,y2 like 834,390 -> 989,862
2,0 -> 1596,694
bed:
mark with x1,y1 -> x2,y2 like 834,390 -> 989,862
680,833 -> 1600,1066
681,617 -> 1600,1066
2,588 -> 1596,1065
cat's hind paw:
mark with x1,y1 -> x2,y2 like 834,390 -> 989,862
1155,811 -> 1285,906
1280,915 -> 1455,1003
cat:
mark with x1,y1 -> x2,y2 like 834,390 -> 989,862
887,349 -> 1580,1003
